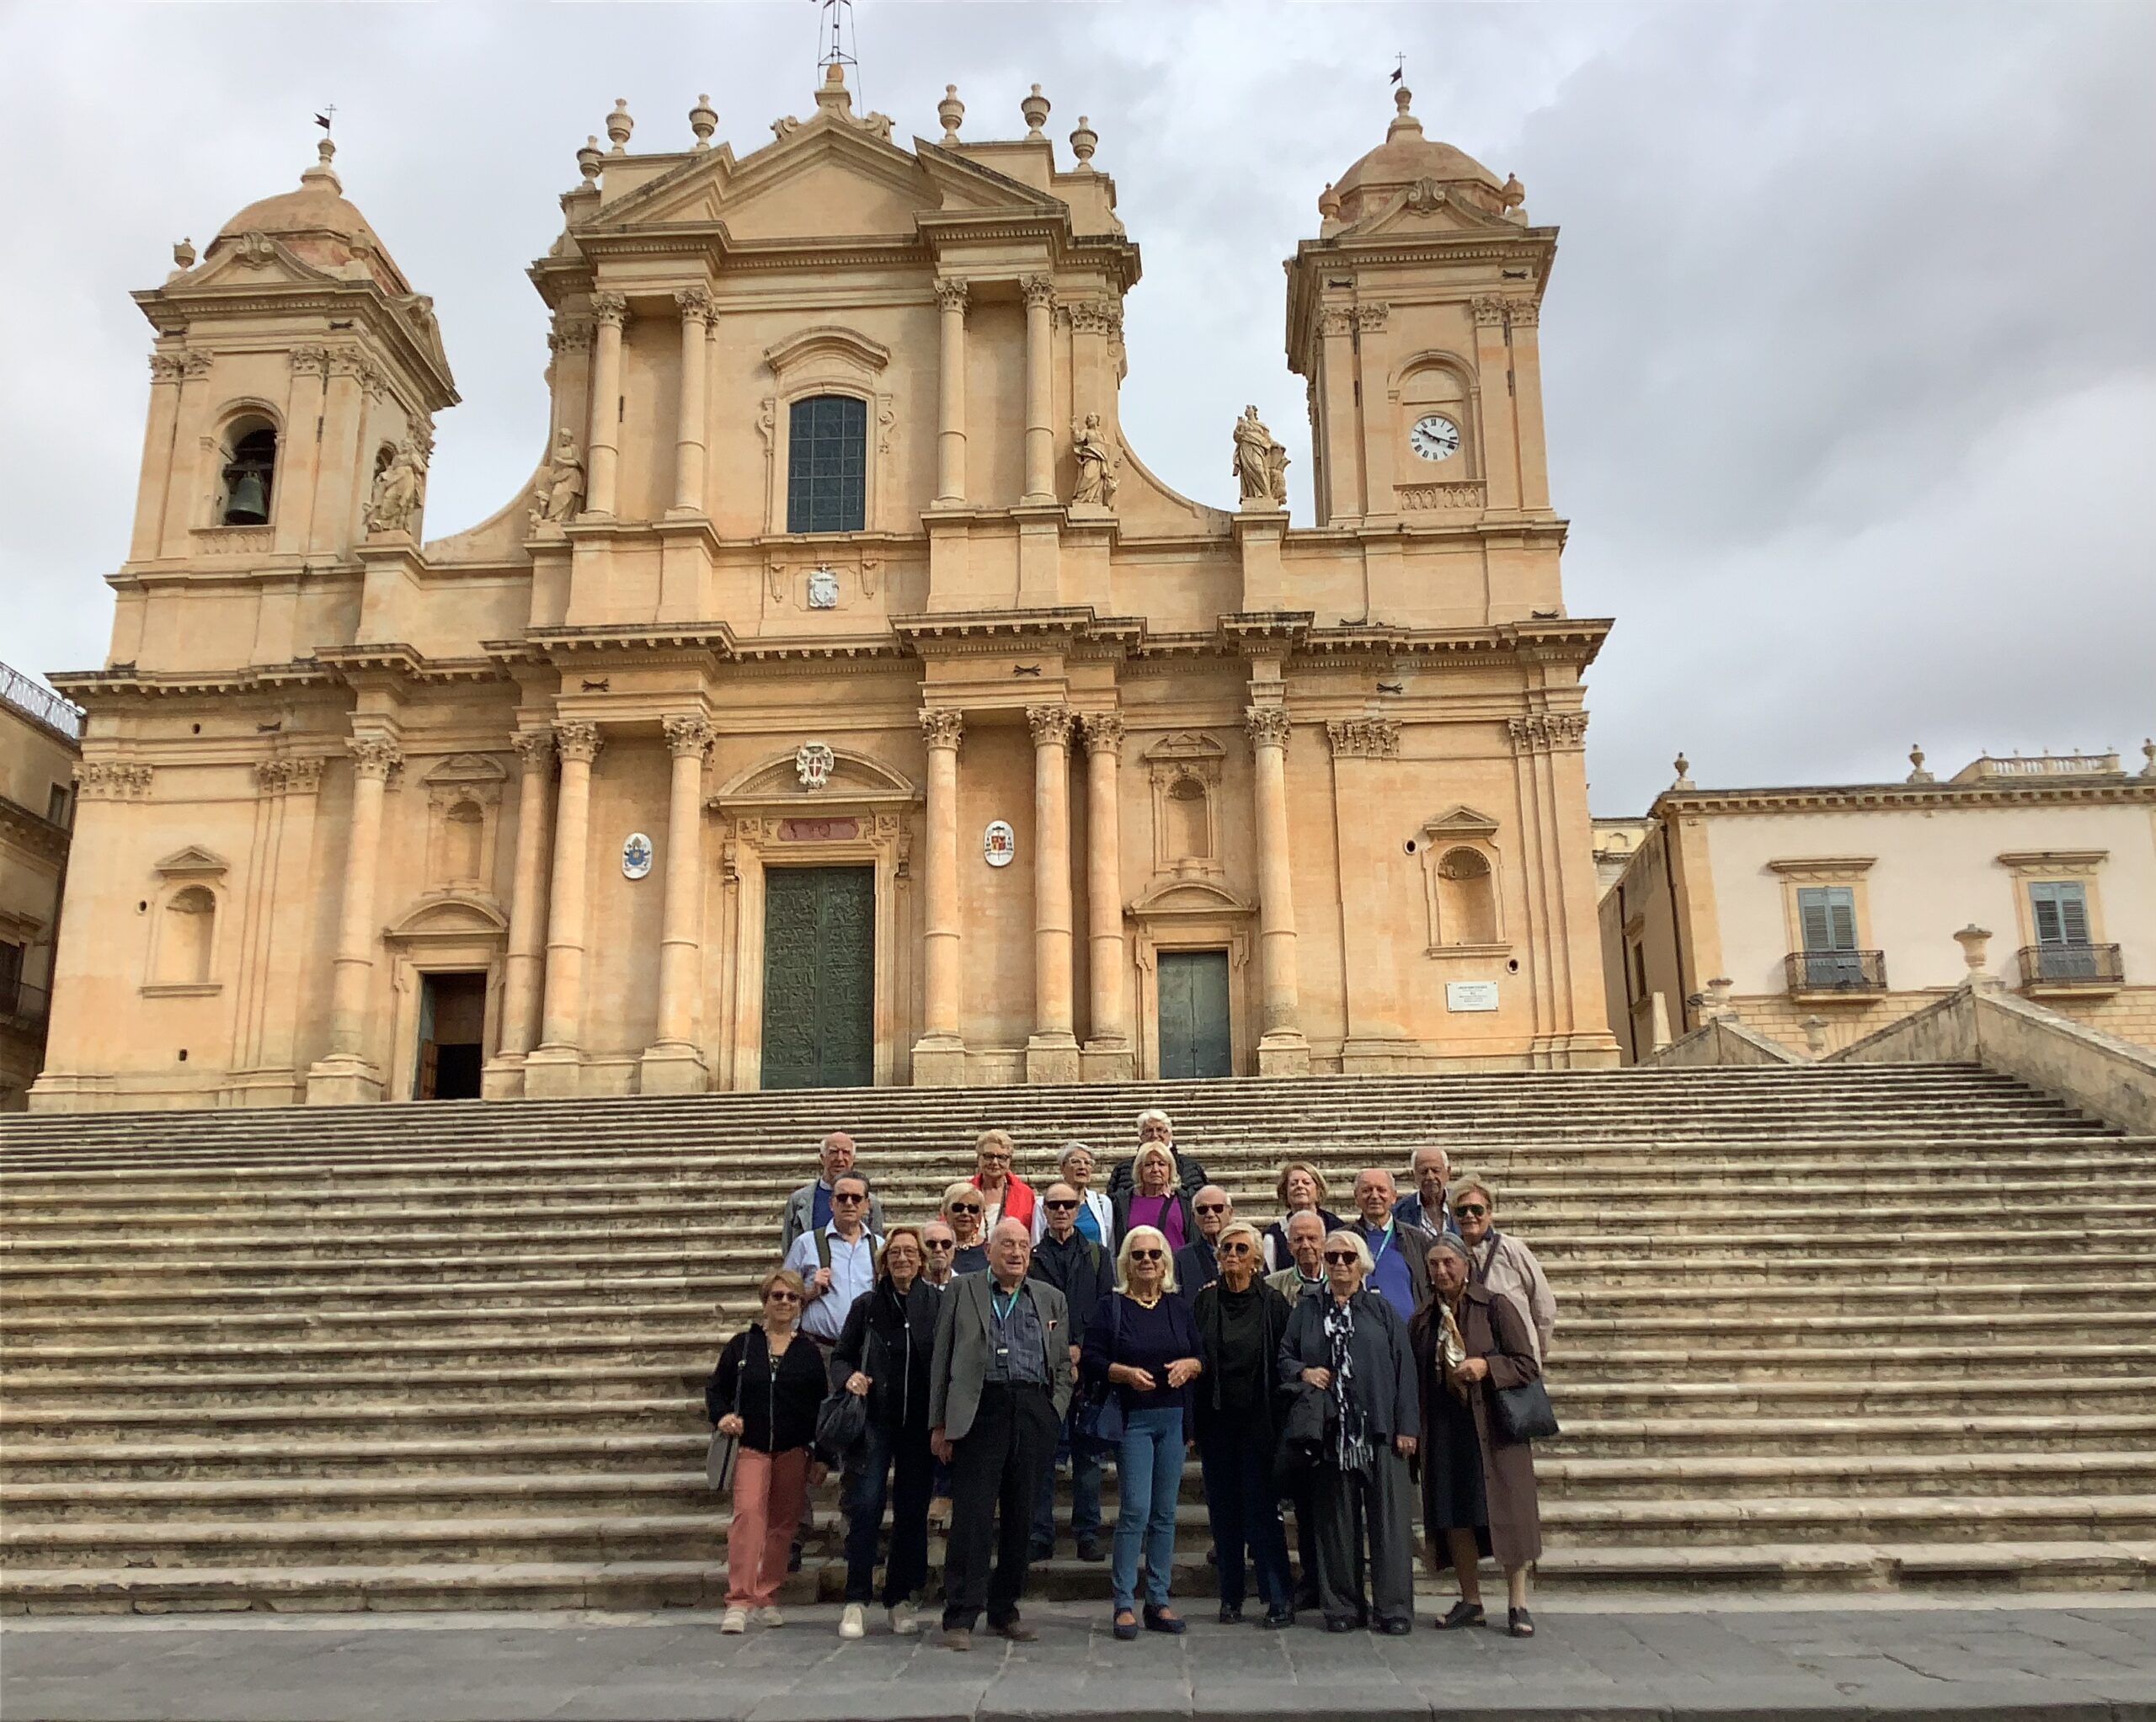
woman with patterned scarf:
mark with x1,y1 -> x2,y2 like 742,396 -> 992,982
1277,1228 -> 1420,1633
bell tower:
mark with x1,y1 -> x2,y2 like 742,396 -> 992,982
1286,87 -> 1554,539
120,137 -> 456,670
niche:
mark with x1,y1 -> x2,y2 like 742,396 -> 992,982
1145,733 -> 1225,878
144,846 -> 229,994
423,755 -> 507,890
1416,808 -> 1508,953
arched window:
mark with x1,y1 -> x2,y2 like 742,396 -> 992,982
160,887 -> 217,984
787,395 -> 866,533
1435,847 -> 1497,946
220,421 -> 279,525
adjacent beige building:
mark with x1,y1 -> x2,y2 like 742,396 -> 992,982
32,70 -> 1619,1112
0,666 -> 81,1109
1601,748 -> 2156,1062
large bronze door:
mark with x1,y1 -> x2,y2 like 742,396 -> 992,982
1157,949 -> 1232,1080
761,866 -> 875,1089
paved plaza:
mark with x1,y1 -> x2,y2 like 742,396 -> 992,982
3,1600 -> 2152,1722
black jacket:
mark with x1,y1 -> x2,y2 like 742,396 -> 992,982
1189,1277 -> 1293,1441
1172,1237 -> 1218,1303
1029,1230 -> 1110,1351
1107,1150 -> 1212,1200
706,1324 -> 828,1454
830,1277 -> 937,1434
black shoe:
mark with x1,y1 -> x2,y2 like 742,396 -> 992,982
1143,1606 -> 1187,1636
1324,1615 -> 1355,1634
1381,1617 -> 1412,1636
787,1540 -> 803,1575
1437,1600 -> 1486,1631
1508,1607 -> 1535,1639
1113,1610 -> 1139,1642
1217,1603 -> 1243,1625
1028,1540 -> 1054,1562
1262,1606 -> 1294,1630
1076,1534 -> 1108,1564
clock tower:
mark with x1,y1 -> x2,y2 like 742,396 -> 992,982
1286,86 -> 1556,550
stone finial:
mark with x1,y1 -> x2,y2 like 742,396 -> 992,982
577,136 -> 605,186
172,237 -> 196,269
606,99 -> 634,152
1907,744 -> 1934,783
302,136 -> 340,193
1317,181 -> 1342,221
1389,83 -> 1423,140
1022,83 -> 1050,140
2143,738 -> 2155,779
1499,173 -> 1526,211
1954,924 -> 1999,990
1703,978 -> 1735,1021
1801,1016 -> 1829,1058
938,84 -> 964,142
1672,753 -> 1694,790
689,94 -> 718,150
1069,115 -> 1097,169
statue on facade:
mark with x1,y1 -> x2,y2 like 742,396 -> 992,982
364,440 -> 424,537
1070,412 -> 1118,508
531,428 -> 585,528
1266,439 -> 1290,508
1233,404 -> 1288,509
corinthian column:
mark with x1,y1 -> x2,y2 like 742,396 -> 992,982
1081,712 -> 1132,1080
670,287 -> 712,514
1246,705 -> 1310,1074
643,715 -> 712,1093
934,280 -> 968,504
584,292 -> 627,518
494,730 -> 556,1078
526,720 -> 601,1097
305,733 -> 401,1104
912,707 -> 967,1085
1021,275 -> 1056,504
1026,705 -> 1079,1083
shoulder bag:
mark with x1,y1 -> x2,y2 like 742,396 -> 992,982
706,1331 -> 748,1490
1075,1294 -> 1126,1453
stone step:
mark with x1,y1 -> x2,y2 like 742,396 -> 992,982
0,1433 -> 711,1484
0,1397 -> 695,1444
1548,1377 -> 2156,1418
1537,1451 -> 2156,1500
1550,1414 -> 2156,1458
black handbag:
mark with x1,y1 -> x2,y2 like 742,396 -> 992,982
1489,1378 -> 1559,1445
706,1334 -> 746,1491
1075,1295 -> 1126,1453
815,1383 -> 869,1464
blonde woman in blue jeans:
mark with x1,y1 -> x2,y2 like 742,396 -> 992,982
1081,1224 -> 1204,1639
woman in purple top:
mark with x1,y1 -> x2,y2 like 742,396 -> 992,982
1109,1144 -> 1193,1254
1082,1224 -> 1203,1640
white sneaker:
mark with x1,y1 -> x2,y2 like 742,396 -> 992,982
888,1601 -> 919,1636
839,1603 -> 866,1640
755,1606 -> 785,1628
720,1607 -> 749,1634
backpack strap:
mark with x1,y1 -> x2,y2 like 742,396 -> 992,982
815,1228 -> 832,1272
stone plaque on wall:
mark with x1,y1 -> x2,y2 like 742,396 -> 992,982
1446,980 -> 1499,1013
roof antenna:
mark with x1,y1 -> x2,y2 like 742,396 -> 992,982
817,0 -> 862,104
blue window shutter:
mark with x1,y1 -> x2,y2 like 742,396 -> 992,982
1797,887 -> 1857,952
2030,881 -> 2090,947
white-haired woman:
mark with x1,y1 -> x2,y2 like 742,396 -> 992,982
1109,1142 -> 1193,1255
1033,1141 -> 1113,1246
940,1181 -> 989,1275
1082,1224 -> 1204,1639
1278,1229 -> 1419,1634
1107,1108 -> 1212,1199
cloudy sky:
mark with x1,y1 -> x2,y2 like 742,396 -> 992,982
1,1 -> 2148,813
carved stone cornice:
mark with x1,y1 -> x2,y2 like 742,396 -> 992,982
1244,706 -> 1292,752
288,345 -> 329,377
918,707 -> 964,751
553,720 -> 603,764
348,735 -> 404,781
1326,717 -> 1401,760
147,353 -> 185,384
1067,301 -> 1121,337
1082,712 -> 1126,757
1507,712 -> 1588,753
1317,307 -> 1355,338
73,762 -> 152,802
590,291 -> 629,328
254,756 -> 325,797
674,285 -> 714,326
510,730 -> 556,772
549,317 -> 593,355
932,278 -> 969,314
662,714 -> 714,759
1657,779 -> 2156,818
1027,705 -> 1075,749
1021,274 -> 1056,311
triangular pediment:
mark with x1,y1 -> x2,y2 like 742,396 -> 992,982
1349,182 -> 1521,239
183,235 -> 342,292
1422,804 -> 1502,840
153,845 -> 229,877
424,752 -> 507,785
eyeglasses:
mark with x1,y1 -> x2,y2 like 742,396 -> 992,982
1194,1202 -> 1228,1215
923,1240 -> 955,1251
1323,1250 -> 1360,1266
766,1290 -> 803,1303
1044,1198 -> 1079,1210
1218,1241 -> 1253,1256
948,1202 -> 983,1215
1128,1248 -> 1165,1261
977,1153 -> 1011,1165
1452,1203 -> 1488,1219
832,1192 -> 866,1203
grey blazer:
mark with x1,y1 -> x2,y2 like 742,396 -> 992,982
928,1272 -> 1074,1440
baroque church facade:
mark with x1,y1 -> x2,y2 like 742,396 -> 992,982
31,68 -> 1617,1110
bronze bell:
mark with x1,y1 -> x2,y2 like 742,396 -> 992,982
223,470 -> 270,525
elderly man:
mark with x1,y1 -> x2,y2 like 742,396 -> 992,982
969,1128 -> 1038,1234
1105,1108 -> 1212,1199
1352,1169 -> 1433,1322
1266,1209 -> 1329,1302
779,1132 -> 887,1252
1392,1145 -> 1459,1237
920,1218 -> 959,1291
1027,1181 -> 1109,1562
929,1218 -> 1073,1650
782,1171 -> 882,1346
1174,1186 -> 1234,1299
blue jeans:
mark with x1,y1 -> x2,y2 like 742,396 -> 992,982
1198,1421 -> 1293,1611
1031,1400 -> 1104,1548
1111,1405 -> 1184,1613
843,1419 -> 933,1607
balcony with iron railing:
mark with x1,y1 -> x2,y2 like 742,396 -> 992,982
1783,949 -> 1888,999
2017,942 -> 2125,995
0,662 -> 83,742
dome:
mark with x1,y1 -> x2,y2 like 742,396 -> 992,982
1327,88 -> 1507,227
206,139 -> 407,289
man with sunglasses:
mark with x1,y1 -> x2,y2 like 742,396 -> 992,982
919,1219 -> 959,1291
1173,1186 -> 1235,1303
782,1173 -> 883,1346
1026,1181 -> 1109,1562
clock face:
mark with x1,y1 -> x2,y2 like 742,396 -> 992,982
1410,414 -> 1462,461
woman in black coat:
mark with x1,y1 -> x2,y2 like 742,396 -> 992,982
830,1225 -> 938,1639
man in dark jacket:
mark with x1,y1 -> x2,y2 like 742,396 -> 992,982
1026,1181 -> 1108,1560
1173,1185 -> 1234,1303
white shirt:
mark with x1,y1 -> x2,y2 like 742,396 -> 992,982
782,1223 -> 881,1342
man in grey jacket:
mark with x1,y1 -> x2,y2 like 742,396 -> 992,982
777,1132 -> 887,1252
929,1218 -> 1073,1650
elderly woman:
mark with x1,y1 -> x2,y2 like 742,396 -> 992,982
1083,1224 -> 1204,1639
1190,1219 -> 1295,1626
940,1181 -> 989,1275
1033,1141 -> 1113,1245
707,1267 -> 830,1634
1278,1229 -> 1419,1634
1110,1143 -> 1194,1254
1449,1175 -> 1556,1360
831,1226 -> 937,1640
1410,1233 -> 1544,1637
1107,1109 -> 1212,1198
969,1128 -> 1037,1234
1262,1160 -> 1344,1273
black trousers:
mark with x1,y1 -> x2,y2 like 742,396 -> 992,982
942,1383 -> 1058,1629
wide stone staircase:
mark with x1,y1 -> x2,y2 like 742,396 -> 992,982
2,1064 -> 2152,1613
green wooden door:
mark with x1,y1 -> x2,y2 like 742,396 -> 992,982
1158,949 -> 1232,1080
761,866 -> 875,1090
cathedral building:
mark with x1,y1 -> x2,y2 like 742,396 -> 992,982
31,68 -> 1616,1110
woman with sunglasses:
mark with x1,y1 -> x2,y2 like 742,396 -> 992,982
1081,1224 -> 1204,1639
1449,1177 -> 1556,1361
1189,1219 -> 1296,1626
940,1181 -> 990,1275
1278,1230 -> 1419,1634
707,1267 -> 830,1633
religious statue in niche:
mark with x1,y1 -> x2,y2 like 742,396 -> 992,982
364,440 -> 424,537
1232,405 -> 1289,509
1070,413 -> 1119,509
795,741 -> 835,790
530,429 -> 585,528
